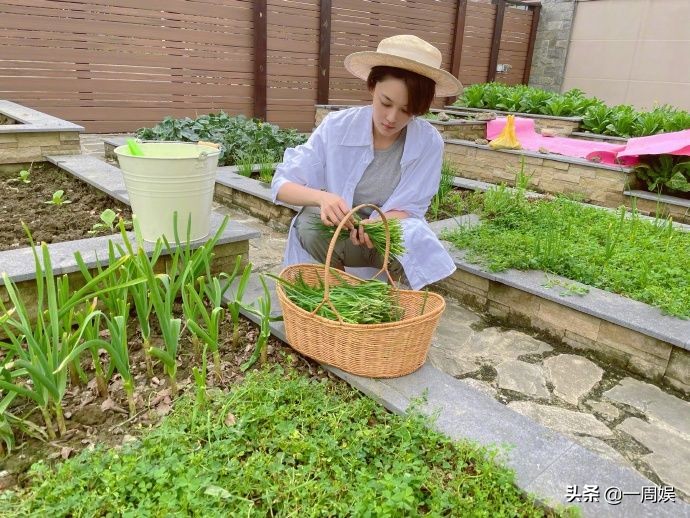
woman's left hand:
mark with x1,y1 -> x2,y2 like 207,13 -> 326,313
350,221 -> 374,249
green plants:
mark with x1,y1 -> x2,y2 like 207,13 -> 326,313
430,159 -> 456,220
17,169 -> 30,184
241,275 -> 279,371
606,105 -> 637,138
453,83 -> 690,138
0,236 -> 136,438
257,151 -> 276,183
225,256 -> 252,349
88,209 -> 130,235
443,186 -> 690,317
136,112 -> 305,167
581,104 -> 614,134
44,189 -> 71,206
313,215 -> 406,259
7,368 -> 556,516
634,154 -> 690,194
235,150 -> 255,177
270,271 -> 404,324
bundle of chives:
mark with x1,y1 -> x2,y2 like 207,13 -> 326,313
311,215 -> 406,258
271,272 -> 404,324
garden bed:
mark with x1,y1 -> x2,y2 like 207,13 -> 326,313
0,163 -> 132,251
429,188 -> 690,394
444,106 -> 582,136
0,312 -> 300,488
0,100 -> 83,174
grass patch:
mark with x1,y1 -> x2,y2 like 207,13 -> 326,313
4,367 -> 562,517
443,186 -> 690,318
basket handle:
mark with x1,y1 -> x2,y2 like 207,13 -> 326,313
311,204 -> 395,323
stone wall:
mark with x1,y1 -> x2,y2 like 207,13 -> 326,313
436,269 -> 689,394
528,0 -> 577,92
0,131 -> 82,174
444,141 -> 633,207
214,184 -> 297,230
430,121 -> 486,142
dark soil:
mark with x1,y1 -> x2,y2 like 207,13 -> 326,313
0,310 -> 326,489
0,164 -> 132,252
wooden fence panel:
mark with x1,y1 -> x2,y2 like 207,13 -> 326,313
0,0 -> 538,133
458,1 -> 496,86
266,0 -> 320,131
329,0 -> 456,107
0,0 -> 254,132
497,4 -> 533,85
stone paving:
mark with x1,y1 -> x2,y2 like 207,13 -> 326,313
79,134 -> 690,502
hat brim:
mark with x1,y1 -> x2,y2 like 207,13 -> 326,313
344,51 -> 463,97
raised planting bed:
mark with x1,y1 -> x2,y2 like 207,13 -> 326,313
429,197 -> 690,394
315,105 -> 487,141
214,167 -> 298,230
0,153 -> 260,322
423,109 -> 487,141
443,138 -> 642,212
0,100 -> 83,175
444,106 -> 582,136
0,163 -> 132,251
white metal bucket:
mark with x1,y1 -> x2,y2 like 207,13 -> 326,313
114,142 -> 221,243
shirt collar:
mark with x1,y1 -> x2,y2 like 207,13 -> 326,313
339,105 -> 423,165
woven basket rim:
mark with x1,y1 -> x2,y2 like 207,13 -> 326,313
275,264 -> 445,329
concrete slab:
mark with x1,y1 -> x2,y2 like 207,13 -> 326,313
605,378 -> 690,439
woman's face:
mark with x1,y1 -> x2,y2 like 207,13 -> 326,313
370,77 -> 412,141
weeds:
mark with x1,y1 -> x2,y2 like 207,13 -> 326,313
445,186 -> 690,317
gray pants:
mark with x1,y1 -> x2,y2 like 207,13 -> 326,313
293,206 -> 407,282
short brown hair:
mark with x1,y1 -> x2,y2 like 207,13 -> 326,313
366,66 -> 436,116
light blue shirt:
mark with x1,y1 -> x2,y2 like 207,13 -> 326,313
271,105 -> 456,289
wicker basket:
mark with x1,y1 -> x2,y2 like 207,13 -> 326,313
275,204 -> 446,378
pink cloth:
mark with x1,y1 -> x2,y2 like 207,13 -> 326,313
487,117 -> 690,166
617,129 -> 690,158
486,117 -> 633,166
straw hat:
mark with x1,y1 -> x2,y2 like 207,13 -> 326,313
344,35 -> 463,97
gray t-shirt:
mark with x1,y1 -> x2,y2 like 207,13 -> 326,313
352,127 -> 406,217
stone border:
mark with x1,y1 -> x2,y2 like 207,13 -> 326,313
0,101 -> 84,172
215,167 -> 298,229
443,105 -> 583,122
571,131 -> 628,145
0,100 -> 84,133
233,274 -> 690,518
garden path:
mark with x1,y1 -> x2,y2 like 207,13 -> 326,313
79,133 -> 690,504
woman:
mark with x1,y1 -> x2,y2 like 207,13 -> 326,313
271,34 -> 462,290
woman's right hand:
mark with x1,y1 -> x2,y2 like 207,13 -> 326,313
318,191 -> 354,230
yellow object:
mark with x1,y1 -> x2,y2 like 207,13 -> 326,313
489,115 -> 521,150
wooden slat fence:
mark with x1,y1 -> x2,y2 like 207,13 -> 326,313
0,0 -> 540,132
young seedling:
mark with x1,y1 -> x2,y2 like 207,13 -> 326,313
45,189 -> 71,206
88,209 -> 124,235
236,150 -> 255,177
257,151 -> 276,184
241,275 -> 279,371
17,169 -> 30,184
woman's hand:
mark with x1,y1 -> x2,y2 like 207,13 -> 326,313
350,220 -> 374,249
318,191 -> 354,230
